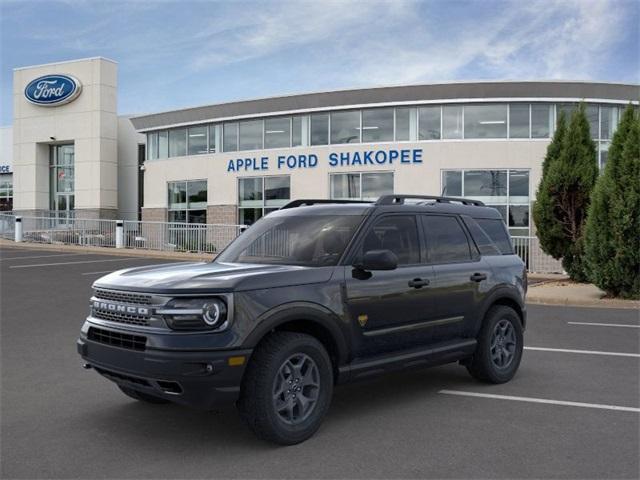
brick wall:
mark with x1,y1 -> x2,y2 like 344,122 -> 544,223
207,205 -> 237,225
141,208 -> 167,223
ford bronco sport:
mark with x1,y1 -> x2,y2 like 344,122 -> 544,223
77,195 -> 526,444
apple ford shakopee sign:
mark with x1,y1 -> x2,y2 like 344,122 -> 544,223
24,74 -> 82,106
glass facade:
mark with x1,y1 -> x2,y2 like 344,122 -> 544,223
330,172 -> 393,200
144,102 -> 626,164
442,169 -> 530,236
49,144 -> 75,215
0,174 -> 12,211
238,176 -> 291,225
168,180 -> 207,223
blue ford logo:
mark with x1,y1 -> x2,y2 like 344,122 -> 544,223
24,74 -> 82,106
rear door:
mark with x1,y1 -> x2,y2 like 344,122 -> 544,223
421,214 -> 492,339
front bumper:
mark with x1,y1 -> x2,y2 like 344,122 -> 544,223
77,326 -> 252,410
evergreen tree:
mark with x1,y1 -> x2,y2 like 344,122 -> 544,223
533,104 -> 598,281
532,112 -> 567,259
584,106 -> 640,298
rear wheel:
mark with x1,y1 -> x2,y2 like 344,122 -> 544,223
466,306 -> 523,383
238,331 -> 333,445
118,385 -> 170,404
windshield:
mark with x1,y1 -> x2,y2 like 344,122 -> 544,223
217,214 -> 365,266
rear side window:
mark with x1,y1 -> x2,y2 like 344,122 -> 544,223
462,216 -> 502,256
422,215 -> 472,263
361,215 -> 420,265
475,218 -> 513,254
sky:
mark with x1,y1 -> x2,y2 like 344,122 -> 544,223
1,0 -> 638,126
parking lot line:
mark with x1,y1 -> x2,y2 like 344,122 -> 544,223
0,253 -> 87,261
438,390 -> 640,413
524,346 -> 640,358
568,322 -> 640,329
9,258 -> 136,269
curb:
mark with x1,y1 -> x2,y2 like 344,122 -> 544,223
526,297 -> 640,310
0,239 -> 214,261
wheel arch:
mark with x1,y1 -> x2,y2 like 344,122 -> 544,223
243,302 -> 350,374
477,288 -> 526,333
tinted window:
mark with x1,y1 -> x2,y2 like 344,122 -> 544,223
475,218 -> 513,254
423,215 -> 471,263
361,216 -> 420,265
462,217 -> 501,256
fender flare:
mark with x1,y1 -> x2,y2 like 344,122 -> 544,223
474,287 -> 526,334
243,302 -> 351,365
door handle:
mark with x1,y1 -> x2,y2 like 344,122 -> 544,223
408,278 -> 430,289
470,272 -> 487,282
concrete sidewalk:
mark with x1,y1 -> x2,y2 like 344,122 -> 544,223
0,238 -> 214,261
527,280 -> 640,309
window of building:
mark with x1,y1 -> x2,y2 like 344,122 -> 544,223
600,106 -> 619,140
223,122 -> 239,152
423,215 -> 471,263
330,110 -> 360,144
442,169 -> 530,236
586,104 -> 599,140
208,125 -> 217,153
419,106 -> 441,140
0,174 -> 13,211
168,180 -> 207,223
531,104 -> 552,138
238,176 -> 290,225
265,117 -> 291,149
361,108 -> 394,143
147,132 -> 158,160
464,104 -> 507,139
310,114 -> 329,145
362,216 -> 420,265
168,128 -> 187,157
49,144 -> 75,216
509,104 -> 529,138
395,107 -> 411,141
239,120 -> 263,151
158,131 -> 168,159
292,116 -> 303,147
187,126 -> 208,155
330,172 -> 393,200
442,105 -> 463,139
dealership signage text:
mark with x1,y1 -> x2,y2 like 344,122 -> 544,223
226,148 -> 423,172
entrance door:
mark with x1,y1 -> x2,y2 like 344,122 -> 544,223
50,144 -> 75,223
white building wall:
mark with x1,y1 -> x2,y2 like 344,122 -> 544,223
117,116 -> 144,220
12,57 -> 118,216
0,126 -> 13,170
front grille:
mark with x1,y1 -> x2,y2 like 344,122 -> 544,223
93,366 -> 151,387
92,309 -> 151,326
94,289 -> 152,305
88,327 -> 146,351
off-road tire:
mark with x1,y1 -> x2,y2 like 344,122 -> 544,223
466,305 -> 523,383
118,385 -> 170,404
238,331 -> 333,445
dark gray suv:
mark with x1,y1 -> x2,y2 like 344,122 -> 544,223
77,195 -> 527,444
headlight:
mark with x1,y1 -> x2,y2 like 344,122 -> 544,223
158,298 -> 228,331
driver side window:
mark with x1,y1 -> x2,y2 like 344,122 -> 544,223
361,215 -> 420,265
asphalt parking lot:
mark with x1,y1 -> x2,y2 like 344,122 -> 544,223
1,245 -> 638,479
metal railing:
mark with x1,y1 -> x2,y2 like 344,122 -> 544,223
122,220 -> 246,254
0,213 -> 15,240
511,236 -> 564,274
20,216 -> 118,247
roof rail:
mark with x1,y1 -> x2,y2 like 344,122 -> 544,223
280,199 -> 372,210
375,195 -> 485,206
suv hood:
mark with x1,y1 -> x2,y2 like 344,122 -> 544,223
93,261 -> 335,294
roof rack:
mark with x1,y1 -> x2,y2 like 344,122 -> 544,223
375,195 -> 485,206
280,199 -> 372,210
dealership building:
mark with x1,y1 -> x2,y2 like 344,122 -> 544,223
4,57 -> 638,238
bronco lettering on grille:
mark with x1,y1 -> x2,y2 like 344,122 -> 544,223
92,300 -> 149,316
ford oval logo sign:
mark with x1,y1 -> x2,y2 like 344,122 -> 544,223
24,74 -> 82,106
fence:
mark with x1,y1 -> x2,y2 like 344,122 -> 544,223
0,213 -> 15,240
511,236 -> 564,274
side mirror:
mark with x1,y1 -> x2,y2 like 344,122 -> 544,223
357,249 -> 398,271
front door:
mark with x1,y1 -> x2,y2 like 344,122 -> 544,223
343,214 -> 439,357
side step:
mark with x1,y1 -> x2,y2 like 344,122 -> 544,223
337,338 -> 477,383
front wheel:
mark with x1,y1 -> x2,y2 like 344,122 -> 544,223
466,306 -> 523,383
238,332 -> 333,445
